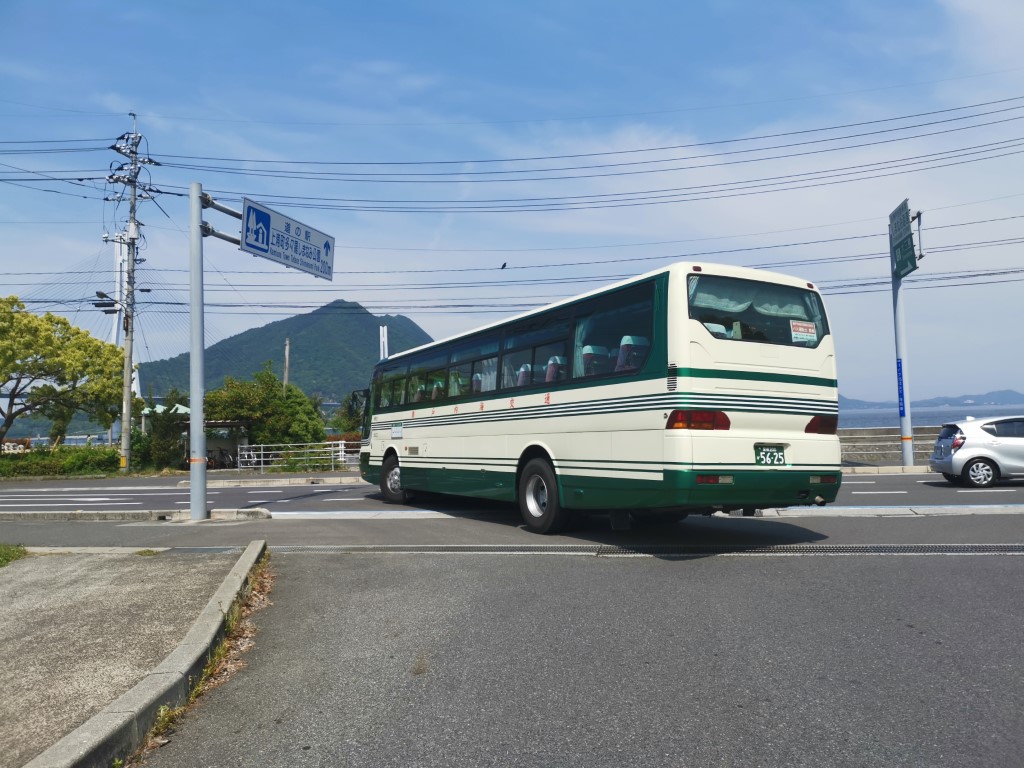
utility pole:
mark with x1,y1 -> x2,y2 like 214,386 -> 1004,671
284,337 -> 290,392
107,114 -> 145,472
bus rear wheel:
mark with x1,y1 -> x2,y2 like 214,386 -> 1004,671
518,458 -> 567,535
380,455 -> 408,504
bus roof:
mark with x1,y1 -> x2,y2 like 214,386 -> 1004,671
380,260 -> 819,363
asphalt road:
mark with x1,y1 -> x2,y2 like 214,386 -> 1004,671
1,472 -> 1022,516
137,550 -> 1022,768
3,476 -> 1023,767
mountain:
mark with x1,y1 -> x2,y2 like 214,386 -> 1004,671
138,300 -> 433,401
839,390 -> 1024,410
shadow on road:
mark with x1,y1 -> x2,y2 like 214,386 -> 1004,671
369,490 -> 829,555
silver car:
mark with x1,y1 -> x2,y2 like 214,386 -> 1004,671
929,415 -> 1024,487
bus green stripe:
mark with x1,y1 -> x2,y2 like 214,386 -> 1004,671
681,367 -> 837,388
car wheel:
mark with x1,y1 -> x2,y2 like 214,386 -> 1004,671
518,458 -> 567,534
380,454 -> 408,503
962,458 -> 998,488
941,472 -> 961,485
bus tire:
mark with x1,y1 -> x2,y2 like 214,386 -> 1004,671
380,455 -> 408,504
518,458 -> 566,535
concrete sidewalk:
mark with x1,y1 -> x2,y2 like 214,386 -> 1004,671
0,541 -> 266,768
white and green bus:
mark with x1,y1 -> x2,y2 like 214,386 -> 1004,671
360,261 -> 841,533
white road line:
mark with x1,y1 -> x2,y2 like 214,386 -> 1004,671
248,490 -> 283,494
0,501 -> 142,508
271,510 -> 453,519
850,491 -> 908,495
957,489 -> 1017,493
842,481 -> 877,484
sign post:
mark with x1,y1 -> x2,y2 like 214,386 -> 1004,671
888,199 -> 919,466
187,189 -> 334,520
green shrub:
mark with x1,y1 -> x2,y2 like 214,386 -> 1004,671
0,447 -> 120,477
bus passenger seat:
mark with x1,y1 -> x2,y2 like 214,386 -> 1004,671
545,356 -> 567,382
615,336 -> 649,371
516,363 -> 532,387
431,382 -> 444,400
581,345 -> 609,376
413,384 -> 426,403
471,373 -> 482,393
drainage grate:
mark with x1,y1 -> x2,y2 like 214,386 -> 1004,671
269,543 -> 1024,557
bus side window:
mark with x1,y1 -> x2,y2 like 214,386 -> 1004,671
449,363 -> 472,397
428,369 -> 447,401
535,341 -> 567,383
502,349 -> 533,389
472,356 -> 498,393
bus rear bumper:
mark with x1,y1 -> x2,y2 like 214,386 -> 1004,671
562,468 -> 842,511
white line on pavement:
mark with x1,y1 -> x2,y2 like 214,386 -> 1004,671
271,510 -> 454,519
0,501 -> 142,507
956,489 -> 1017,493
851,491 -> 908,495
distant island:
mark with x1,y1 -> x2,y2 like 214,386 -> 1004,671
840,389 -> 1024,411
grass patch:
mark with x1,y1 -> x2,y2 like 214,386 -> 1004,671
0,543 -> 28,568
134,549 -> 160,557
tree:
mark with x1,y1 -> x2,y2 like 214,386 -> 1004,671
329,390 -> 366,434
147,387 -> 189,468
206,362 -> 325,444
0,297 -> 125,443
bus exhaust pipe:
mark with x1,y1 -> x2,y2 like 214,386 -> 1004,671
814,495 -> 826,506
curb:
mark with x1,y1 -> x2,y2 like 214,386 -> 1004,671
0,508 -> 271,522
842,466 -> 931,474
22,539 -> 269,768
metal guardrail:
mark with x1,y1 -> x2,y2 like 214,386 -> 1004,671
236,441 -> 361,473
838,426 -> 942,466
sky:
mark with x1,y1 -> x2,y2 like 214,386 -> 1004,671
2,0 -> 1023,403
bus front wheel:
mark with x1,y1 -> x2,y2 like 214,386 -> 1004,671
518,458 -> 567,535
380,455 -> 408,504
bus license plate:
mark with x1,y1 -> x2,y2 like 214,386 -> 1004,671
754,445 -> 786,465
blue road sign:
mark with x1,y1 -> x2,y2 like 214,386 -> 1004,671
240,198 -> 334,281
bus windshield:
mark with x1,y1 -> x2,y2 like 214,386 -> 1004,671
687,273 -> 829,348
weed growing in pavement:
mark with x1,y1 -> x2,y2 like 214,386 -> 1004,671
134,549 -> 160,557
0,543 -> 27,568
123,551 -> 275,766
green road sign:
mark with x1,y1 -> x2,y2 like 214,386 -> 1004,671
888,199 -> 918,279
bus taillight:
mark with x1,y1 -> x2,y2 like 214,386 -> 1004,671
666,410 -> 731,430
804,414 -> 838,434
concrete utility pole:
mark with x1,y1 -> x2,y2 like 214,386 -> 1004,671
107,114 -> 144,472
284,337 -> 291,392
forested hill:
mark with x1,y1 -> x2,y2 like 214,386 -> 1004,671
138,300 -> 433,400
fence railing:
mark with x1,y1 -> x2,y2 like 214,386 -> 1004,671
838,426 -> 942,466
236,441 -> 361,473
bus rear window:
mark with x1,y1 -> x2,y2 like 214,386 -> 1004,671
687,274 -> 829,348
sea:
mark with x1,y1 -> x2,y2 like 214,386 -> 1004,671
839,403 -> 1024,430
23,405 -> 1024,443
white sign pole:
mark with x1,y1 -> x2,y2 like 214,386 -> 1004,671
188,182 -> 208,519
